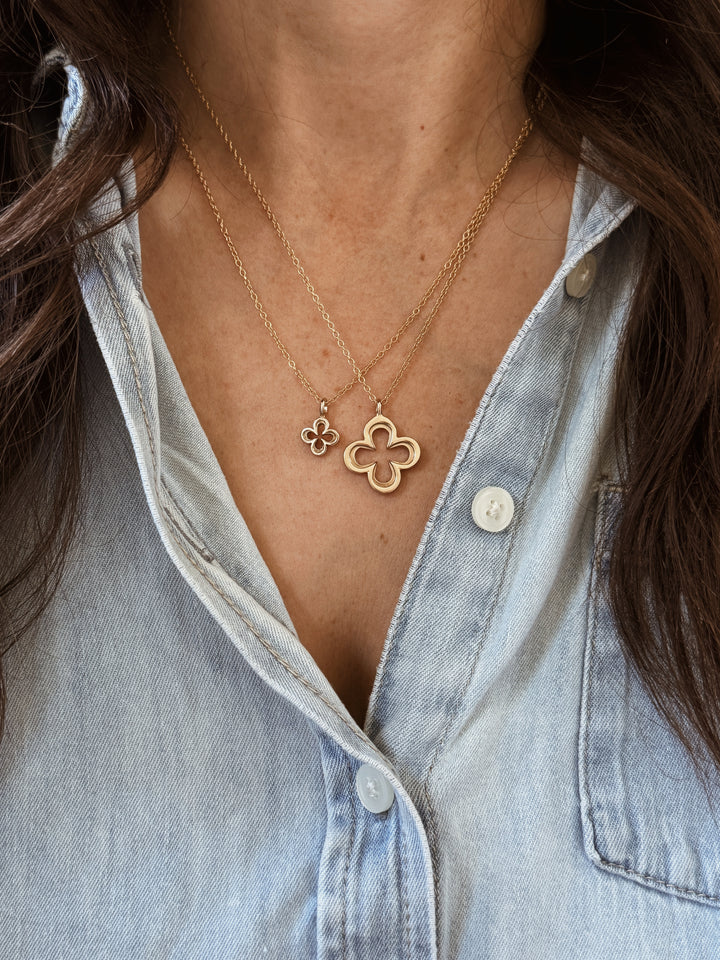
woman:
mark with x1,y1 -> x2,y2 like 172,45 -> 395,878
2,0 -> 720,956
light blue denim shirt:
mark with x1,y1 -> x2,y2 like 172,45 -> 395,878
3,57 -> 720,960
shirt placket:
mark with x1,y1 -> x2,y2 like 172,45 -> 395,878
315,734 -> 436,960
364,180 -> 637,766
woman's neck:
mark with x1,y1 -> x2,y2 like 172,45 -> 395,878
163,0 -> 547,218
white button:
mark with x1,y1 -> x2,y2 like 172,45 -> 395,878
471,486 -> 514,532
355,764 -> 395,814
565,253 -> 597,298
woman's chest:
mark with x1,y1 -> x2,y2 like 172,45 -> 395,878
141,303 -> 515,724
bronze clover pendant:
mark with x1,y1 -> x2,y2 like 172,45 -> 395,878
343,413 -> 421,493
301,416 -> 340,456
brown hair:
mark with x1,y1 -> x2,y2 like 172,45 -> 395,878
2,0 -> 720,773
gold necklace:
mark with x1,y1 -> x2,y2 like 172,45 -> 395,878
164,8 -> 536,492
182,133 -> 531,492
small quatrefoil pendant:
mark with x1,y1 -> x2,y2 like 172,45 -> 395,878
301,415 -> 340,456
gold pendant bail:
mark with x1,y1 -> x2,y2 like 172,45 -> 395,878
376,401 -> 382,416
320,399 -> 328,416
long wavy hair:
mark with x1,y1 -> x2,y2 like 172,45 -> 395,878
3,0 -> 720,772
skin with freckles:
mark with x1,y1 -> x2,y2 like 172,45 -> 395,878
138,0 -> 578,726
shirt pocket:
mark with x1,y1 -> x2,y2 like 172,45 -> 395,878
579,479 -> 720,907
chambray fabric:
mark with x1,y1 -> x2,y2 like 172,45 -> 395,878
2,57 -> 720,960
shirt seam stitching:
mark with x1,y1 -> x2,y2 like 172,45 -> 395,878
341,755 -> 356,959
161,481 -> 215,562
399,810 -> 412,957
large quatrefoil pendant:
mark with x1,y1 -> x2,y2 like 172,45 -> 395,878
343,413 -> 421,493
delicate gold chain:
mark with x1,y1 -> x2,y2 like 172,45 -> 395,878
182,130 -> 531,407
182,138 -> 337,405
162,3 -> 456,377
164,4 -> 534,407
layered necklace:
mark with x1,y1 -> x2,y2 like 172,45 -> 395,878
162,8 -> 537,493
